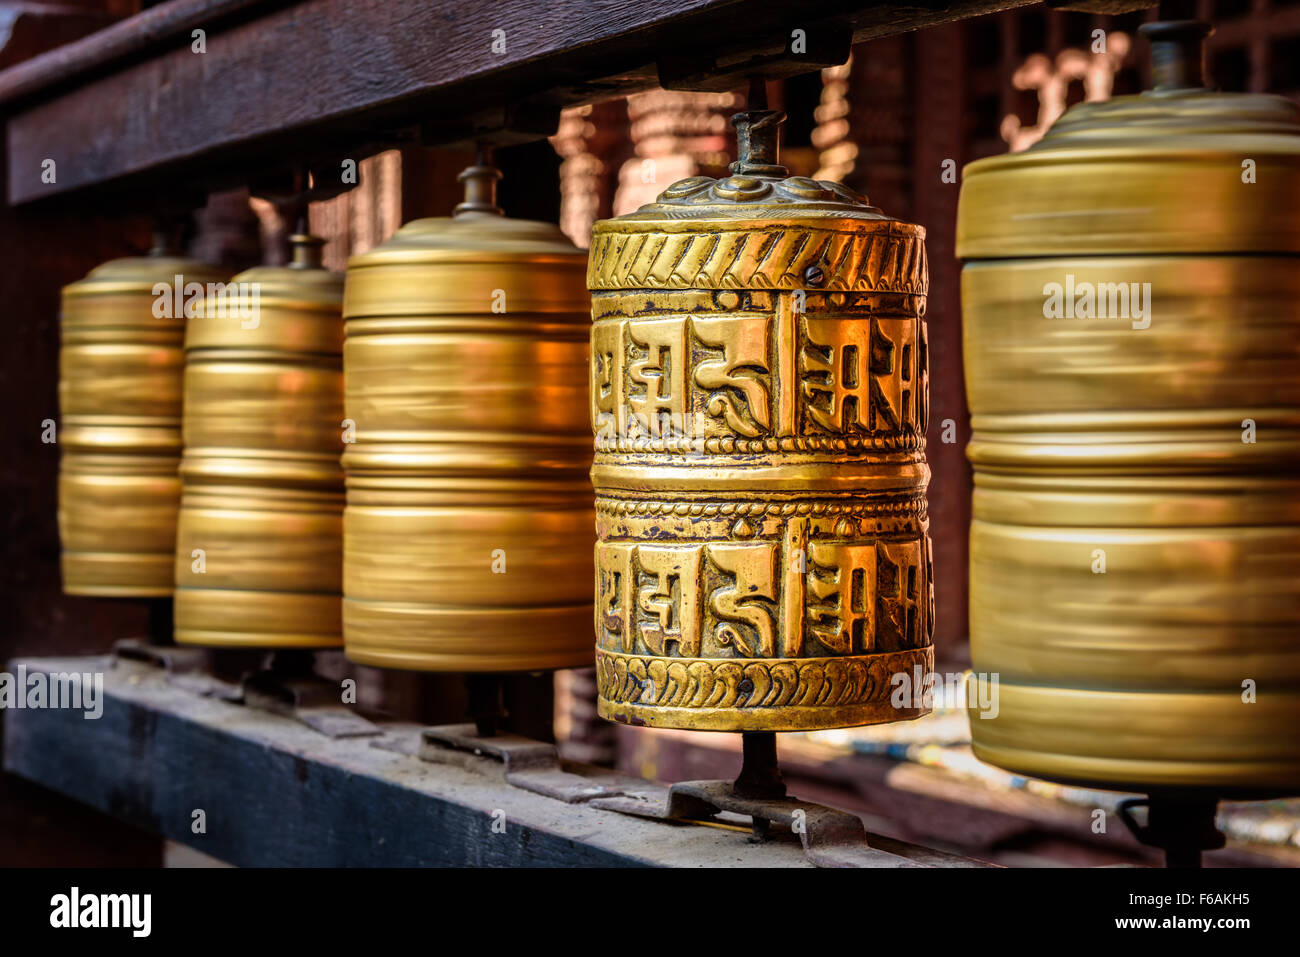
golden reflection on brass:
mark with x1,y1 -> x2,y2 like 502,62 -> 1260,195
341,164 -> 593,672
957,25 -> 1300,794
588,110 -> 934,732
174,235 -> 344,647
59,251 -> 231,596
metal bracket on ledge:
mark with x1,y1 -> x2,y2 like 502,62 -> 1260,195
418,724 -> 643,804
592,779 -> 925,868
419,724 -> 931,867
112,638 -> 241,700
1117,794 -> 1226,868
114,640 -> 377,739
241,670 -> 381,740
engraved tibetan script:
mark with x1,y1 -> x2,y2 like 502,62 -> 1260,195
594,533 -> 930,659
692,317 -> 771,437
591,305 -> 923,444
627,318 -> 688,438
801,316 -> 920,434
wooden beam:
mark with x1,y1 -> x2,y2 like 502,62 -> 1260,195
2,0 -> 1036,206
0,0 -> 265,102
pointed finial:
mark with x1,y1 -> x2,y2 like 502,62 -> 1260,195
287,233 -> 326,269
729,110 -> 788,178
1140,20 -> 1215,93
454,145 -> 505,217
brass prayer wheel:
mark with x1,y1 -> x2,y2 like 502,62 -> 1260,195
59,246 -> 231,596
174,235 -> 345,646
588,110 -> 934,732
341,163 -> 593,671
958,22 -> 1300,794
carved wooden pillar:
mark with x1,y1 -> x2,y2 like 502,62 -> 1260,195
302,150 -> 405,272
555,667 -> 617,764
550,100 -> 631,248
830,39 -> 911,220
551,106 -> 602,248
613,89 -> 741,216
1001,34 -> 1132,152
812,58 -> 856,183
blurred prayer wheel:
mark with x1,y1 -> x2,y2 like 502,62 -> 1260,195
341,163 -> 593,671
174,234 -> 344,646
59,244 -> 230,596
958,22 -> 1300,794
588,109 -> 934,732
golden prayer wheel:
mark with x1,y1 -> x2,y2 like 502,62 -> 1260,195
59,245 -> 231,596
588,109 -> 934,732
174,235 -> 345,647
958,22 -> 1300,795
341,163 -> 593,671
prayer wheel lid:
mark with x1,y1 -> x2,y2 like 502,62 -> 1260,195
231,234 -> 344,304
360,211 -> 580,257
346,165 -> 583,266
589,110 -> 924,294
186,234 -> 343,353
63,251 -> 229,298
343,163 -> 588,319
958,20 -> 1300,258
595,109 -> 894,226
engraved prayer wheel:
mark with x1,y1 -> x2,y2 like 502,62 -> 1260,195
59,245 -> 230,596
589,109 -> 934,732
957,22 -> 1300,794
174,235 -> 345,646
341,163 -> 593,671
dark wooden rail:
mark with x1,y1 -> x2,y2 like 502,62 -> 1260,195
1,0 -> 1032,206
3,655 -> 983,866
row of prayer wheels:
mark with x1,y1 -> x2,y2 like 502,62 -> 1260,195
55,21 -> 1299,800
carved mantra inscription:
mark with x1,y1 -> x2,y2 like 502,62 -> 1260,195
589,269 -> 932,730
592,497 -> 934,729
590,291 -> 928,452
595,499 -> 933,663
